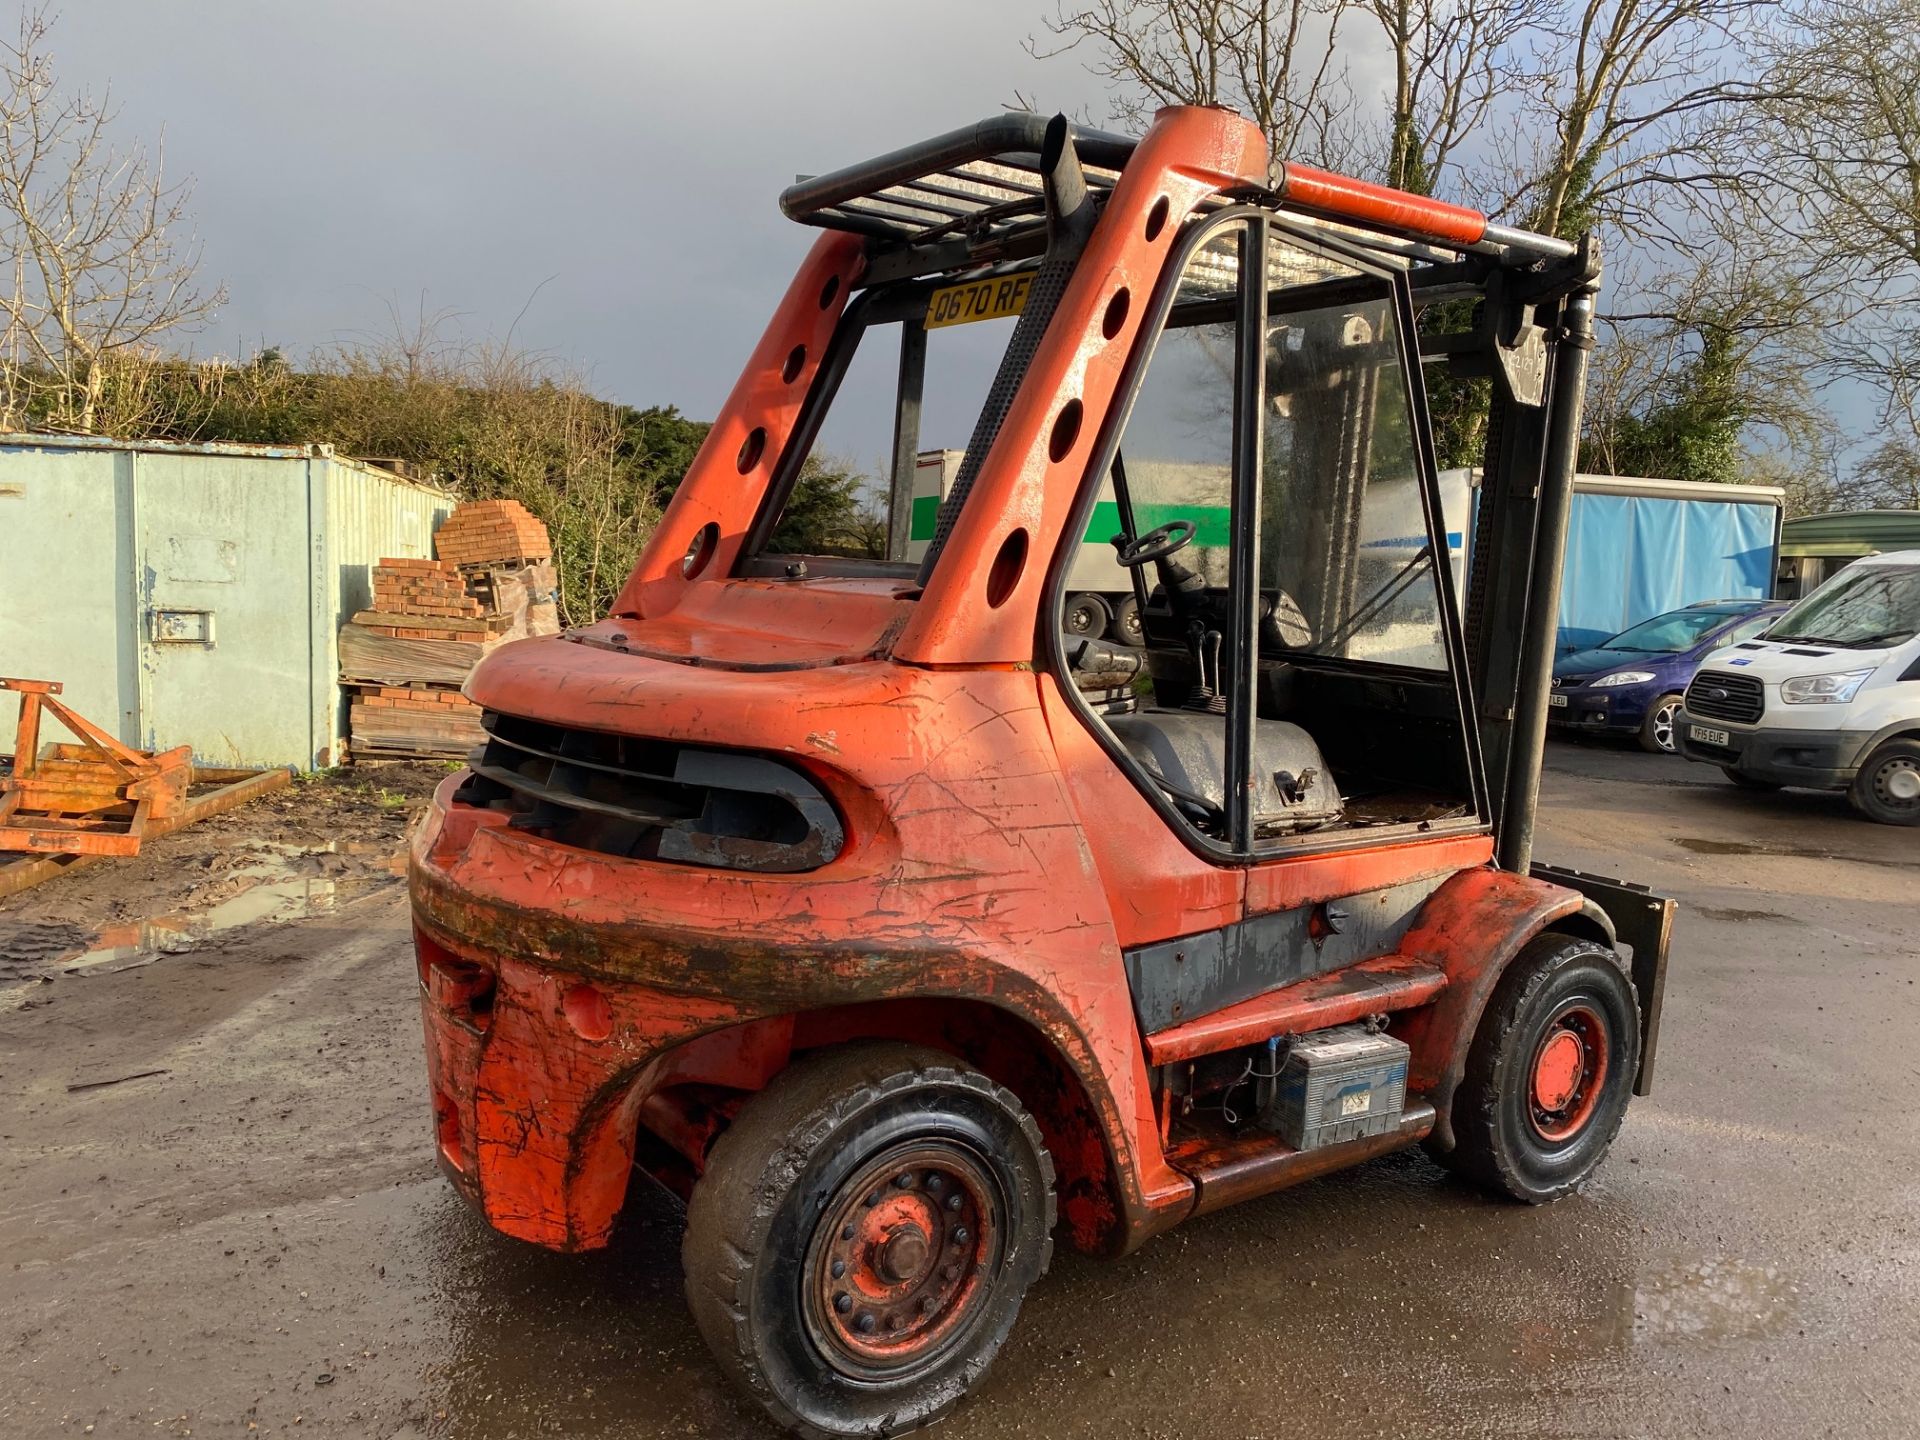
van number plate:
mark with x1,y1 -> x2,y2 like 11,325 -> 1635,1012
1690,724 -> 1730,747
1339,1092 -> 1371,1117
1548,692 -> 1568,708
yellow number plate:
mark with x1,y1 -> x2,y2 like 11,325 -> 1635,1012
925,273 -> 1032,330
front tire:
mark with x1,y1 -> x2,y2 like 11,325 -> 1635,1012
1438,934 -> 1640,1203
1639,693 -> 1683,754
683,1043 -> 1055,1439
1849,738 -> 1920,826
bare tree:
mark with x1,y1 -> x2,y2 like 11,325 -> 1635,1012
1366,0 -> 1548,194
1728,0 -> 1920,507
1031,0 -> 1366,172
1583,241 -> 1827,480
1743,0 -> 1920,279
0,4 -> 223,432
1494,0 -> 1783,243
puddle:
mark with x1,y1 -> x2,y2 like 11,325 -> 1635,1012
0,840 -> 408,979
1630,1256 -> 1797,1340
59,870 -> 397,972
1674,836 -> 1919,870
1693,905 -> 1797,923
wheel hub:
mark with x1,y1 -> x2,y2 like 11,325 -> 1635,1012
1880,759 -> 1920,803
878,1225 -> 931,1282
805,1143 -> 996,1379
1653,703 -> 1677,751
1527,1004 -> 1610,1143
1532,1030 -> 1584,1111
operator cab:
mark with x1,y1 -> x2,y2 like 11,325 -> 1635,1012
743,112 -> 1571,860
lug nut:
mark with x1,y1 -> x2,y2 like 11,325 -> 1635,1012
945,1193 -> 963,1211
921,1295 -> 937,1313
895,1171 -> 915,1188
841,1223 -> 856,1241
952,1225 -> 971,1245
831,1259 -> 846,1279
926,1175 -> 943,1193
887,1313 -> 902,1330
856,1312 -> 877,1334
866,1191 -> 882,1207
834,1293 -> 852,1314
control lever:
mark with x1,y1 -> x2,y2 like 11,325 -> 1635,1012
1185,625 -> 1226,713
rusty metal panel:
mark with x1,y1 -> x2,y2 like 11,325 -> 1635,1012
1123,871 -> 1452,1032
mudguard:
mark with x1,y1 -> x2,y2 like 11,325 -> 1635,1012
1392,866 -> 1589,1150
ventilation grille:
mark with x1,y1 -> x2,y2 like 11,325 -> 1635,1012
456,712 -> 844,873
1685,673 -> 1764,725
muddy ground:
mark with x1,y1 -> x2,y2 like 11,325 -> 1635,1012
2,744 -> 1916,1440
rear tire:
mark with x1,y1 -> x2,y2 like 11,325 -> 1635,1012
1110,594 -> 1142,646
1848,738 -> 1920,826
1438,934 -> 1640,1204
1062,592 -> 1108,640
683,1043 -> 1055,1440
1638,693 -> 1683,754
1720,767 -> 1781,791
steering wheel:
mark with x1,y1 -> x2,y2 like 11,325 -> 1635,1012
1115,518 -> 1196,569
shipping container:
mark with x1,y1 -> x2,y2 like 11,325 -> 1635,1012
0,434 -> 453,769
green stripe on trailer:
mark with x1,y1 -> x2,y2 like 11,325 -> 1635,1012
1088,501 -> 1231,548
908,495 -> 1232,546
909,494 -> 942,542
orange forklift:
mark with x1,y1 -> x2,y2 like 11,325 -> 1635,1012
410,106 -> 1674,1437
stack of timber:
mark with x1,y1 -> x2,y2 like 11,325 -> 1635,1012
340,501 -> 560,762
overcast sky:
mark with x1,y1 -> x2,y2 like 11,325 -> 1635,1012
53,1 -> 1137,421
54,4 -> 1860,477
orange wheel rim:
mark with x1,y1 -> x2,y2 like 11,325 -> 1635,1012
1528,1004 -> 1608,1143
803,1141 -> 999,1379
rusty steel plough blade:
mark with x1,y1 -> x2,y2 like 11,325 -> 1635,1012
0,678 -> 193,857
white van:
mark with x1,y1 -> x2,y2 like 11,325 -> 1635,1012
1676,549 -> 1920,825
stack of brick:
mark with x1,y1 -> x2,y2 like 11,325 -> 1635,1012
432,499 -> 552,568
340,500 -> 561,763
344,564 -> 496,759
370,559 -> 486,620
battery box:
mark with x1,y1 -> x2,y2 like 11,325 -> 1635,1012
1261,1025 -> 1409,1151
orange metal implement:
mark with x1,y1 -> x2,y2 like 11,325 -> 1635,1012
0,677 -> 192,857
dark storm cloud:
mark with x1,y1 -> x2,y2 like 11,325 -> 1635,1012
54,0 -> 1110,417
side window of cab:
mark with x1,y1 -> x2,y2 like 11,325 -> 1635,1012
1055,212 -> 1483,857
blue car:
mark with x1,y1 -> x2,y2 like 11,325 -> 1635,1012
1550,599 -> 1790,753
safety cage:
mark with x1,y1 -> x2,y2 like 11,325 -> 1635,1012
762,111 -> 1602,874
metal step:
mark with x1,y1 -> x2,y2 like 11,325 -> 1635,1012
1165,1102 -> 1436,1218
1143,954 -> 1447,1066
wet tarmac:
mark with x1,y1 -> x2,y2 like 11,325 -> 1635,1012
2,742 -> 1916,1439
